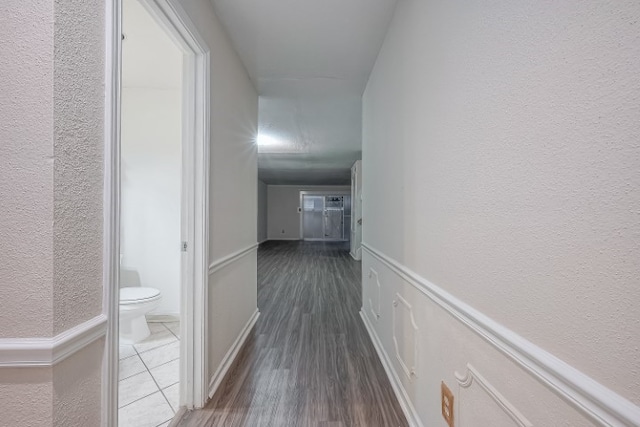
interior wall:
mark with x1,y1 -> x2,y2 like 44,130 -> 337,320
257,179 -> 268,243
178,0 -> 259,388
52,0 -> 105,336
121,0 -> 183,316
267,185 -> 351,240
362,0 -> 640,425
0,0 -> 54,340
0,0 -> 105,424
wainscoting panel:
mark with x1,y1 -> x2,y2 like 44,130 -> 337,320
360,244 -> 640,427
368,268 -> 381,321
392,293 -> 419,380
455,364 -> 533,427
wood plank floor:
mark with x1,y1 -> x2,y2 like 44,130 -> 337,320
174,241 -> 408,427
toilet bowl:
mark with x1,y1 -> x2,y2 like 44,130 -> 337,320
119,287 -> 162,344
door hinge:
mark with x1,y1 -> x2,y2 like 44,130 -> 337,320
181,241 -> 188,252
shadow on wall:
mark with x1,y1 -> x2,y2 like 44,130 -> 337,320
120,268 -> 142,288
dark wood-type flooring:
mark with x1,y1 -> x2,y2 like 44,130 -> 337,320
175,240 -> 408,427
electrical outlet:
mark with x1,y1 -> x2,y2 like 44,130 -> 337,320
441,381 -> 454,427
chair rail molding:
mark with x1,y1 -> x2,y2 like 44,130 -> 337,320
361,242 -> 640,427
0,314 -> 108,367
455,364 -> 533,427
208,243 -> 259,276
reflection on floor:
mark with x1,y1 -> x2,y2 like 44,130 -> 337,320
119,321 -> 180,427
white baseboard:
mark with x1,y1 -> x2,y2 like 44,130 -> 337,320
208,309 -> 260,398
349,251 -> 361,261
267,237 -> 300,241
360,310 -> 423,427
147,314 -> 180,323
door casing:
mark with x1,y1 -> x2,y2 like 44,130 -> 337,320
103,1 -> 211,425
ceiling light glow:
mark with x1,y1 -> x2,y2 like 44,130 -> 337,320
256,133 -> 284,146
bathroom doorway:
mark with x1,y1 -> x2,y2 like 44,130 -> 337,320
117,0 -> 183,424
105,0 -> 210,425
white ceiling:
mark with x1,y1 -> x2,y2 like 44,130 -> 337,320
211,0 -> 398,185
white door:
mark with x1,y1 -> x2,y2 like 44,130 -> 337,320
350,161 -> 362,259
350,168 -> 357,252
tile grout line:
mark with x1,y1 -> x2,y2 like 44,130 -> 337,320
118,354 -> 146,381
157,322 -> 181,415
162,321 -> 181,341
118,327 -> 179,424
158,382 -> 179,415
134,339 -> 179,357
136,338 -> 178,417
146,354 -> 180,371
118,387 -> 160,411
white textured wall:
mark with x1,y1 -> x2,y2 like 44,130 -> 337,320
363,0 -> 640,424
179,0 -> 259,385
52,339 -> 104,427
257,180 -> 268,243
121,0 -> 183,316
0,0 -> 105,424
53,0 -> 104,335
0,368 -> 52,427
0,0 -> 54,339
52,0 -> 105,422
267,185 -> 351,240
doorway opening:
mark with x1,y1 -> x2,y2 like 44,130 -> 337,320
300,191 -> 351,241
117,0 -> 183,423
104,0 -> 210,425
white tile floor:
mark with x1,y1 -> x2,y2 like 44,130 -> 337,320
119,321 -> 180,427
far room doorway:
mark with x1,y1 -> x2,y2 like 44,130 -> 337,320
300,191 -> 351,241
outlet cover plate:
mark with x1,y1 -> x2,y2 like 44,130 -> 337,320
442,381 -> 454,427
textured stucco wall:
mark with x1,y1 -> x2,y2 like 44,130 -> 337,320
0,368 -> 53,427
0,0 -> 105,424
53,0 -> 104,335
362,0 -> 640,420
53,339 -> 104,427
0,0 -> 55,339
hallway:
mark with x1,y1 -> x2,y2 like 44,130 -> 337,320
175,241 -> 408,426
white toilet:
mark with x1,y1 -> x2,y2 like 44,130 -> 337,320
119,287 -> 162,344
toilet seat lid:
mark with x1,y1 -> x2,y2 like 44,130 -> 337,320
120,287 -> 161,304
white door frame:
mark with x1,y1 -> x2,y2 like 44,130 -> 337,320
103,1 -> 210,425
299,191 -> 351,241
